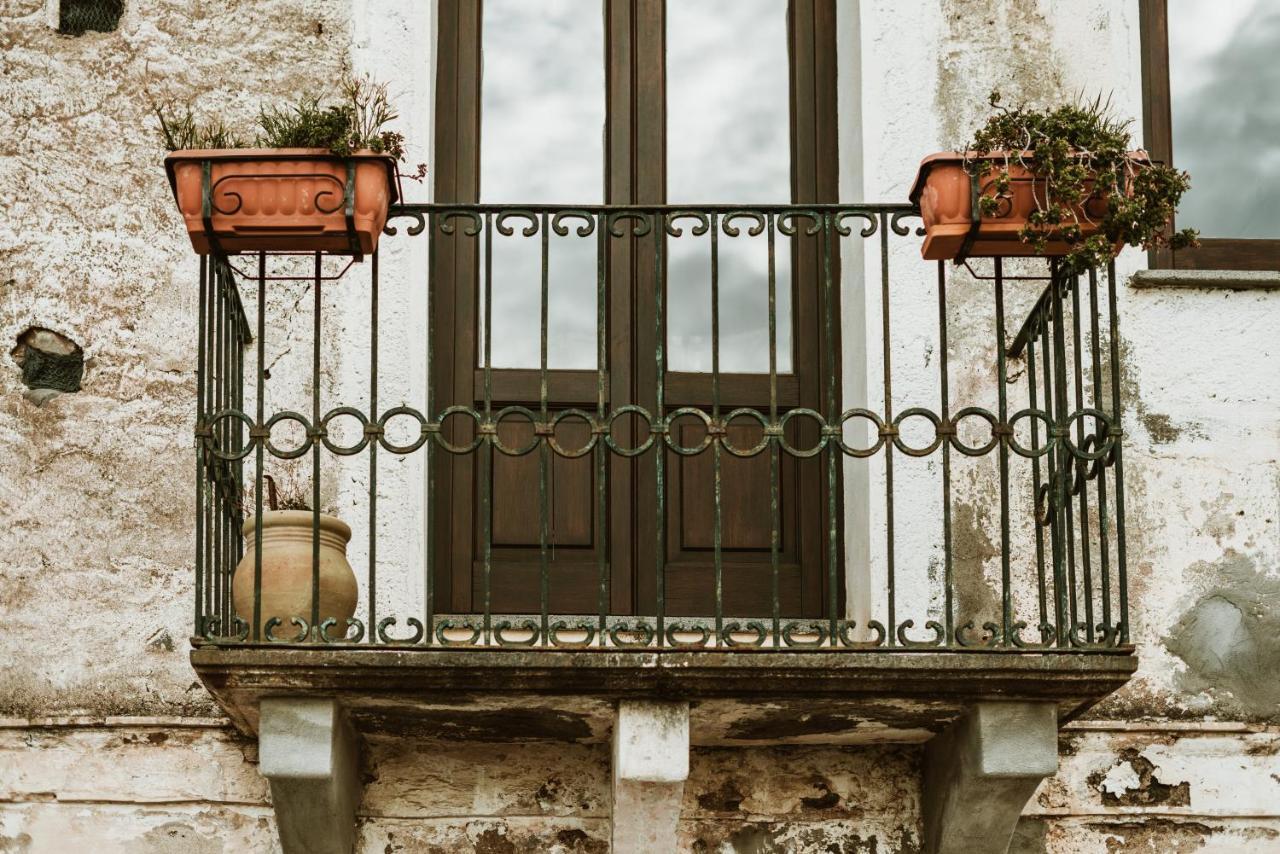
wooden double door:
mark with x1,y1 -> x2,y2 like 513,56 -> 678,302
430,0 -> 841,619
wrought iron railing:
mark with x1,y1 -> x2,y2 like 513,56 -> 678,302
193,203 -> 1128,652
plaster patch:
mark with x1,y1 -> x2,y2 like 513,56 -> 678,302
1163,551 -> 1280,720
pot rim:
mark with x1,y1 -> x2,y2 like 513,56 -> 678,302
164,148 -> 400,206
241,509 -> 352,542
908,149 -> 1151,206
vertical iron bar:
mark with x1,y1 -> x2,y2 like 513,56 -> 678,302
880,212 -> 895,644
194,257 -> 207,637
482,213 -> 494,644
1027,337 -> 1048,636
425,213 -> 437,644
311,252 -> 322,639
711,213 -> 723,643
1088,267 -> 1114,633
538,212 -> 550,644
822,213 -> 838,644
595,211 -> 609,642
368,250 -> 379,643
655,212 -> 667,645
206,257 -> 217,626
937,261 -> 953,645
1070,269 -> 1095,642
1040,308 -> 1065,645
994,258 -> 1012,645
252,253 -> 266,641
1106,261 -> 1129,643
768,213 -> 780,648
1050,261 -> 1074,644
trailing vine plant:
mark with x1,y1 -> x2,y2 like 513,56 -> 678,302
964,90 -> 1198,272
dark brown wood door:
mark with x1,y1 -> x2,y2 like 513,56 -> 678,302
432,0 -> 839,619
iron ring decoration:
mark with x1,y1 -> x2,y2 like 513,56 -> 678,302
663,406 -> 715,456
781,620 -> 828,648
495,209 -> 540,237
202,408 -> 257,461
377,616 -> 426,645
896,619 -> 946,647
889,210 -> 924,236
265,616 -> 309,644
719,408 -> 771,458
438,209 -> 483,236
494,618 -> 542,647
833,408 -> 887,458
376,405 -> 430,455
776,407 -> 829,458
547,409 -> 599,459
664,622 -> 712,648
609,621 -> 656,648
891,407 -> 945,457
777,209 -> 823,236
948,406 -> 1001,457
208,172 -> 346,216
1059,408 -> 1115,461
551,210 -> 597,238
489,405 -> 541,457
263,410 -> 314,460
836,619 -> 888,648
382,209 -> 425,237
835,210 -> 879,238
606,211 -> 653,238
432,405 -> 486,455
665,210 -> 711,237
434,618 -> 482,646
603,405 -> 656,457
549,620 -> 598,648
721,621 -> 769,647
1006,408 -> 1055,458
320,406 -> 371,456
721,210 -> 767,237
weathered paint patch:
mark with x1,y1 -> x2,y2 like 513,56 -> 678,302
1087,748 -> 1191,808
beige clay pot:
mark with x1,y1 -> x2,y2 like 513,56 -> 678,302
232,510 -> 357,640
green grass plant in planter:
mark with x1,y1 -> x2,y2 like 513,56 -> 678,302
910,91 -> 1198,270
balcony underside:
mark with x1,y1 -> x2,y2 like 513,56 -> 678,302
191,646 -> 1136,744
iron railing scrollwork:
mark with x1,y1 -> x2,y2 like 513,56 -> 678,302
192,203 -> 1129,653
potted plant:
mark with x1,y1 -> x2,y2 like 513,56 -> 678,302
910,91 -> 1198,270
158,75 -> 420,256
232,467 -> 358,641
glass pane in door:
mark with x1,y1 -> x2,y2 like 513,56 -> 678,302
666,0 -> 793,373
479,0 -> 604,368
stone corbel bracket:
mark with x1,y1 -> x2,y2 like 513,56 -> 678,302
923,701 -> 1059,854
259,697 -> 361,854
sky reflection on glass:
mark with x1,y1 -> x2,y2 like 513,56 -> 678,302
667,0 -> 793,373
1168,0 -> 1280,238
479,0 -> 604,369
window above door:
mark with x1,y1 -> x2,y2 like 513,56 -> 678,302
1141,0 -> 1280,270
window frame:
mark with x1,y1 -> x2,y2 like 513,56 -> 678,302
1140,0 -> 1280,271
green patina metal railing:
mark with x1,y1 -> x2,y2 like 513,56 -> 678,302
192,202 -> 1129,652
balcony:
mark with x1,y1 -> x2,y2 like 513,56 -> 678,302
188,201 -> 1135,741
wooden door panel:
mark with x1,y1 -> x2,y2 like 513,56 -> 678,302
489,418 -> 596,550
676,424 -> 774,552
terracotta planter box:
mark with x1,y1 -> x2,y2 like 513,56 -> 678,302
909,151 -> 1132,261
164,148 -> 398,256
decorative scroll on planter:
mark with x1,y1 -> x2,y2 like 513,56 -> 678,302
164,148 -> 397,257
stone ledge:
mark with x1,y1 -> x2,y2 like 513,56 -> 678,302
190,646 -> 1136,743
1130,269 -> 1280,290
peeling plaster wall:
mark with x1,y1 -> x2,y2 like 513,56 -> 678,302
1,0 -> 1278,851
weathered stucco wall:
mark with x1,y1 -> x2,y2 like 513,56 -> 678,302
0,0 -> 1277,851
